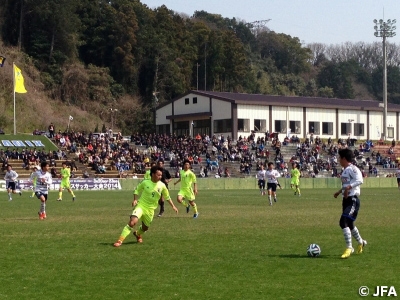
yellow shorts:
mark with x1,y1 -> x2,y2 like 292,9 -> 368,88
60,180 -> 71,189
131,205 -> 153,227
291,179 -> 299,186
178,189 -> 195,201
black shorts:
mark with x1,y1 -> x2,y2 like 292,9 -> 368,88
35,192 -> 48,201
258,179 -> 265,189
267,182 -> 277,192
7,181 -> 16,191
342,196 -> 360,221
397,178 -> 400,184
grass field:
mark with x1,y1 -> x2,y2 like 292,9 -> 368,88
0,133 -> 57,151
0,188 -> 399,300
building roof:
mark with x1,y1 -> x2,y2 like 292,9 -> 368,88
190,90 -> 400,112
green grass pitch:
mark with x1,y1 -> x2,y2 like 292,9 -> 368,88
0,188 -> 399,299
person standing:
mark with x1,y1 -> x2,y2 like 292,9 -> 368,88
157,159 -> 172,217
290,162 -> 301,196
333,148 -> 367,259
265,162 -> 280,206
57,161 -> 76,201
113,166 -> 178,247
256,164 -> 267,195
31,161 -> 53,220
48,123 -> 55,139
396,164 -> 400,191
30,165 -> 41,198
4,165 -> 22,201
174,159 -> 199,218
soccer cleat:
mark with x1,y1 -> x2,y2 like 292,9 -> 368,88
57,198 -> 62,201
157,213 -> 163,217
19,192 -> 22,196
269,202 -> 272,206
357,240 -> 367,254
274,198 -> 277,202
341,247 -> 354,259
193,213 -> 199,218
72,197 -> 76,202
133,231 -> 143,243
113,240 -> 122,247
38,212 -> 45,220
186,204 -> 190,213
294,192 -> 297,195
298,194 -> 301,197
8,198 -> 12,201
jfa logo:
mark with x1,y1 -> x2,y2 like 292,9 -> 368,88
359,286 -> 397,297
372,286 -> 397,297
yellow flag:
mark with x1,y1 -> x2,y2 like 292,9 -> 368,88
14,64 -> 27,93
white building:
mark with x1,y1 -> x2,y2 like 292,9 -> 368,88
155,91 -> 400,141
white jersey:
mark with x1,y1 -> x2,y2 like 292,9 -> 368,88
4,170 -> 18,182
31,170 -> 53,194
256,170 -> 267,180
266,169 -> 281,184
396,168 -> 400,178
340,164 -> 363,196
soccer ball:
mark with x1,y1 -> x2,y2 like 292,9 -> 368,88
307,244 -> 321,257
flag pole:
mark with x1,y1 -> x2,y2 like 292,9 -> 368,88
13,62 -> 16,135
67,117 -> 71,132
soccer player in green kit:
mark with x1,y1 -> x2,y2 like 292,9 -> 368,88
291,162 -> 301,197
113,165 -> 178,247
57,162 -> 76,201
174,159 -> 199,218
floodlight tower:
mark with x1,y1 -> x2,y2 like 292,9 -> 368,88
374,18 -> 396,140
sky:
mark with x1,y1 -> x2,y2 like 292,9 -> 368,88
140,0 -> 400,45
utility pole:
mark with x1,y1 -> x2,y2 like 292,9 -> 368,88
196,63 -> 200,90
374,18 -> 396,140
204,43 -> 207,91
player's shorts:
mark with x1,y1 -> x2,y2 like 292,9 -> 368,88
60,180 -> 71,189
35,191 -> 48,201
291,179 -> 300,186
267,182 -> 277,192
258,179 -> 266,189
178,189 -> 195,201
7,181 -> 16,191
131,205 -> 153,227
341,196 -> 360,221
397,177 -> 400,184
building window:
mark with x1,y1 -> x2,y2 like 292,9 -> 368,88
275,120 -> 286,133
157,124 -> 169,134
193,97 -> 197,104
322,122 -> 333,135
289,120 -> 301,134
214,119 -> 232,133
308,121 -> 320,135
185,98 -> 189,105
388,127 -> 394,139
341,123 -> 352,135
254,119 -> 266,132
238,119 -> 250,132
353,123 -> 364,136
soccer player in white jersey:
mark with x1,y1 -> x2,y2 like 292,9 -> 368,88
256,165 -> 267,195
4,165 -> 22,201
265,162 -> 281,206
31,161 -> 53,220
334,149 -> 367,259
396,164 -> 400,190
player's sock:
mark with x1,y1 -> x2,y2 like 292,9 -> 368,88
268,195 -> 271,201
31,191 -> 35,197
70,191 -> 76,197
351,227 -> 363,244
192,203 -> 198,214
137,225 -> 145,235
40,202 -> 46,213
118,225 -> 133,241
8,192 -> 11,200
181,200 -> 188,207
296,187 -> 301,195
342,227 -> 352,248
58,191 -> 62,199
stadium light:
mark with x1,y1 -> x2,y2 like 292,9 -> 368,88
374,18 -> 396,140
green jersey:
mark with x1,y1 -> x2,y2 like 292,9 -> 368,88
60,167 -> 71,182
291,168 -> 300,179
134,180 -> 171,211
179,169 -> 197,190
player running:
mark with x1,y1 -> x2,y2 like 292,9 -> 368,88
4,165 -> 22,201
291,162 -> 301,196
113,165 -> 178,247
265,162 -> 281,206
256,164 -> 267,195
31,161 -> 53,220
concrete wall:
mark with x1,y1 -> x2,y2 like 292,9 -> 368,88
119,178 -> 398,190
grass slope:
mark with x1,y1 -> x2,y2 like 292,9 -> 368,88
0,189 -> 399,299
0,133 -> 58,151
